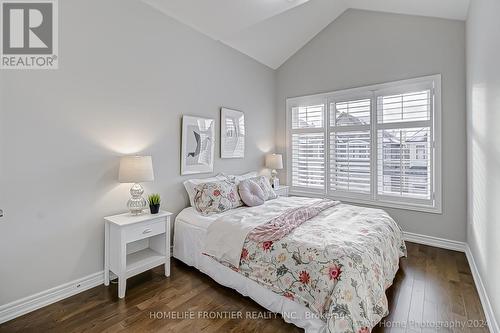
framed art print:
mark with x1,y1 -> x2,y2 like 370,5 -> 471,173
181,115 -> 215,175
221,107 -> 245,159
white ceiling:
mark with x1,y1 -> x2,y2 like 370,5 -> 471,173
142,0 -> 470,69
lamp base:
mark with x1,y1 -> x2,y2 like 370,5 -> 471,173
127,183 -> 147,215
270,169 -> 280,189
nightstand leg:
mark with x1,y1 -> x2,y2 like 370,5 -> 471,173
165,220 -> 171,277
104,222 -> 110,286
118,229 -> 127,298
118,277 -> 126,298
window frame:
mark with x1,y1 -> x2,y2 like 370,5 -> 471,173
327,91 -> 373,201
287,95 -> 327,195
285,74 -> 442,214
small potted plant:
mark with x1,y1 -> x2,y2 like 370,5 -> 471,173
148,193 -> 161,214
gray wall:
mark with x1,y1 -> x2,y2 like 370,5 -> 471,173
466,0 -> 500,325
0,0 -> 275,305
276,9 -> 467,241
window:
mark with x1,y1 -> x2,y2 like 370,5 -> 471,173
290,103 -> 325,191
286,75 -> 441,213
330,98 -> 371,195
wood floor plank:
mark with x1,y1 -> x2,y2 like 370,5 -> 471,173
0,242 -> 488,333
421,300 -> 438,333
407,277 -> 425,332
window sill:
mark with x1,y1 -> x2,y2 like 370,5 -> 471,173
289,189 -> 442,214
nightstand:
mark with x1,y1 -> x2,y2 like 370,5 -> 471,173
104,210 -> 172,298
274,185 -> 290,197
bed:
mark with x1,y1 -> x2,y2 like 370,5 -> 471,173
173,196 -> 406,333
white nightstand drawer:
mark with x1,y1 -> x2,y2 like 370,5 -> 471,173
125,219 -> 165,243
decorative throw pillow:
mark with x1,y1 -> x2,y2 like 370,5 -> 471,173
249,176 -> 277,200
183,174 -> 227,207
193,180 -> 243,214
238,180 -> 265,207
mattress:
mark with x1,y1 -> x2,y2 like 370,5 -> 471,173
173,204 -> 327,333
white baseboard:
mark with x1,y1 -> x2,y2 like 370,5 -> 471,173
0,271 -> 104,324
465,245 -> 500,333
403,231 -> 466,252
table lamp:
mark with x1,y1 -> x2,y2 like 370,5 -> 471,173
119,156 -> 154,215
265,153 -> 283,189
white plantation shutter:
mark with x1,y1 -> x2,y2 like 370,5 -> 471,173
375,88 -> 434,204
292,133 -> 325,189
286,75 -> 440,212
330,131 -> 371,193
377,128 -> 431,199
292,104 -> 324,129
329,98 -> 371,195
377,90 -> 431,123
290,104 -> 325,191
331,99 -> 371,126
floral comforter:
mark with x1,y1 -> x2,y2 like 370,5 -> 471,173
207,197 -> 406,333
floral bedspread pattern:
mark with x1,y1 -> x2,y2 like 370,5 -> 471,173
236,202 -> 406,333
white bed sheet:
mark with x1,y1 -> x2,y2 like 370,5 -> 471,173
173,208 -> 326,333
175,205 -> 245,230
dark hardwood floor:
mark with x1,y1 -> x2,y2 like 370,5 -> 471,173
0,242 -> 488,332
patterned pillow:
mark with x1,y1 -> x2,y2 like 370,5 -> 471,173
249,176 -> 277,200
193,180 -> 243,214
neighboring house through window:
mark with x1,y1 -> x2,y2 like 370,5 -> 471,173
286,75 -> 442,213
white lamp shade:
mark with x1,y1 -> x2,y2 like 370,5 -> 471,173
265,154 -> 283,170
118,156 -> 154,183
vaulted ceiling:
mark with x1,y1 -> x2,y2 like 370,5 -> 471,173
142,0 -> 470,69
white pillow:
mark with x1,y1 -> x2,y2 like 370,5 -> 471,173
228,171 -> 259,185
183,174 -> 227,207
249,176 -> 277,200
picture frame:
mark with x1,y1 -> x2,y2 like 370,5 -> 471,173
181,115 -> 215,175
220,107 -> 245,159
